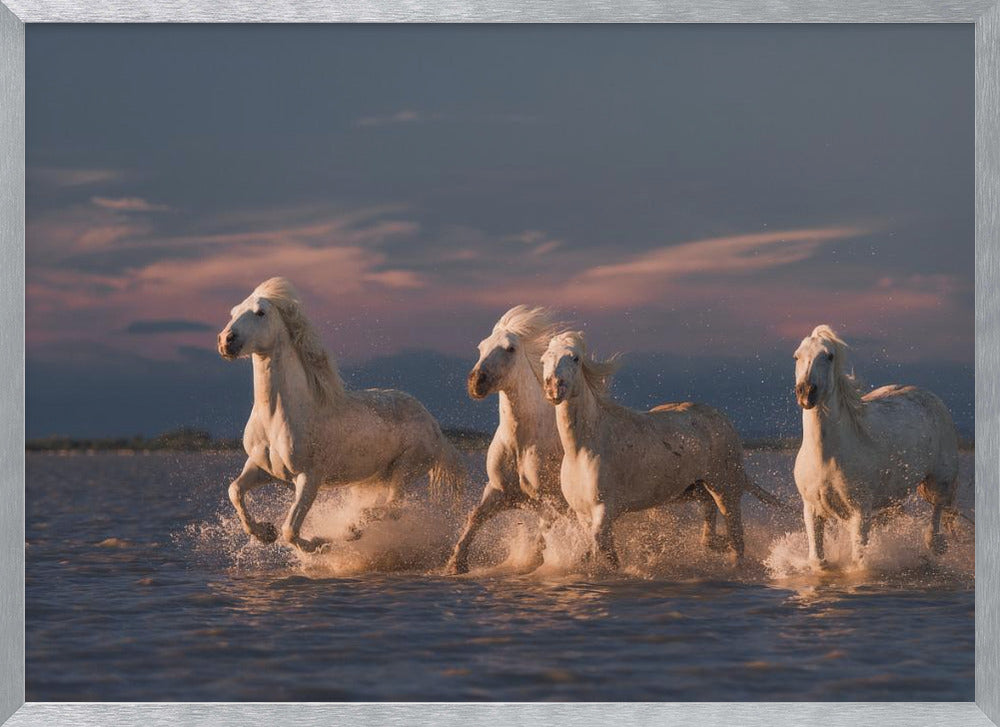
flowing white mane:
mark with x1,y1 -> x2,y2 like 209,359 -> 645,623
810,324 -> 865,430
253,277 -> 344,404
494,305 -> 560,379
551,330 -> 621,399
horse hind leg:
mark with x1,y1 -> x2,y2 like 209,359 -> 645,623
703,484 -> 745,566
917,477 -> 957,556
685,482 -> 727,552
346,456 -> 421,541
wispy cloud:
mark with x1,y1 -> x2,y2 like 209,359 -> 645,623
506,229 -> 564,256
354,110 -> 447,128
581,226 -> 872,280
353,110 -> 539,129
30,167 -> 125,188
92,196 -> 170,212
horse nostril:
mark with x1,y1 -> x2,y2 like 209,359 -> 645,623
226,332 -> 236,344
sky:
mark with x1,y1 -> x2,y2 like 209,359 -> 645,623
25,24 -> 974,439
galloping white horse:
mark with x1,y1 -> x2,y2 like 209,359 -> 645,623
445,306 -> 566,574
541,331 -> 785,567
792,325 -> 960,569
217,277 -> 466,552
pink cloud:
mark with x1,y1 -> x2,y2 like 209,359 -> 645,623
91,196 -> 170,212
582,226 -> 872,281
30,167 -> 124,188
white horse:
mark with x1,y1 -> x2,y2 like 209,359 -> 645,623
217,277 -> 466,552
792,324 -> 961,569
445,306 -> 567,574
541,331 -> 786,567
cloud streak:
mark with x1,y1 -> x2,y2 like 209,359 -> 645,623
91,196 -> 170,212
30,167 -> 125,188
581,227 -> 873,280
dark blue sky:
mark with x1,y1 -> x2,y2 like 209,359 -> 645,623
25,25 -> 974,438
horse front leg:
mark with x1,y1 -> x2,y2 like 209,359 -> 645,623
848,510 -> 871,569
803,501 -> 827,570
590,504 -> 620,570
445,485 -> 512,574
228,459 -> 278,543
281,472 -> 325,553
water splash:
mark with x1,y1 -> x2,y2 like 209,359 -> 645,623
178,454 -> 974,588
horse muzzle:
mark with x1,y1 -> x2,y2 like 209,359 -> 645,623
795,381 -> 818,409
544,378 -> 567,404
467,369 -> 492,399
218,331 -> 241,360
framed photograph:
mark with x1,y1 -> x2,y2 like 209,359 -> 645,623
2,3 -> 998,727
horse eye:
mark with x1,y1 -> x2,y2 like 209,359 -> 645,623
572,355 -> 580,363
506,345 -> 515,353
255,309 -> 265,317
827,352 -> 834,361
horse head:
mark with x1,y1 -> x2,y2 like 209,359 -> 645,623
468,305 -> 555,399
793,324 -> 850,410
217,287 -> 286,360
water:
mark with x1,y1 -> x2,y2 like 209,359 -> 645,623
26,450 -> 974,701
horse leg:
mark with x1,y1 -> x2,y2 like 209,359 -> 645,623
344,454 -> 420,541
803,501 -> 827,570
688,483 -> 726,552
703,485 -> 745,566
519,498 -> 563,566
847,511 -> 871,569
228,459 -> 278,543
918,478 -> 956,555
445,485 -> 513,574
344,486 -> 407,542
281,472 -> 325,553
590,504 -> 620,569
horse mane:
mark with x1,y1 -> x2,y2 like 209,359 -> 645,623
494,305 -> 560,380
550,330 -> 622,400
810,324 -> 867,432
252,277 -> 344,404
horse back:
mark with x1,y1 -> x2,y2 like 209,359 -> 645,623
649,401 -> 737,437
645,401 -> 742,462
862,384 -> 955,432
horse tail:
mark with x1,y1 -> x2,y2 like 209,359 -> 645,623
743,473 -> 797,514
429,436 -> 467,504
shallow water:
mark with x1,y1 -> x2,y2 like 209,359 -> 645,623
26,450 -> 974,701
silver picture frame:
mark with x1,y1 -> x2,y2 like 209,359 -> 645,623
1,2 -> 997,725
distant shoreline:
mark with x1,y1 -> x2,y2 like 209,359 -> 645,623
26,427 -> 974,454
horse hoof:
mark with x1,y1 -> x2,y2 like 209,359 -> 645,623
704,535 -> 730,553
296,537 -> 327,554
254,522 -> 278,544
809,558 -> 830,572
926,532 -> 948,556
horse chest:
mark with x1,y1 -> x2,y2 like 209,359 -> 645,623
516,445 -> 558,499
796,458 -> 857,520
559,451 -> 602,511
245,417 -> 302,482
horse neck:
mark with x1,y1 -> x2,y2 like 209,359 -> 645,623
553,382 -> 601,457
801,389 -> 853,455
498,353 -> 553,444
251,338 -> 314,421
